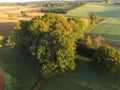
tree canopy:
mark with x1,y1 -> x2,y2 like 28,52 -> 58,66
12,13 -> 85,77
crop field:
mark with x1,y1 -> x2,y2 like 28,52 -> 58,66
67,4 -> 120,48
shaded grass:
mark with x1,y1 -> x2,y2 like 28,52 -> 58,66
0,48 -> 40,90
42,59 -> 120,90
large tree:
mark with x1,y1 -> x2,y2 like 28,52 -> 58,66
13,13 -> 84,77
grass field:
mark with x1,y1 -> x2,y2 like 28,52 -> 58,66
0,48 -> 40,90
67,4 -> 120,18
87,18 -> 120,42
42,61 -> 120,90
67,3 -> 120,47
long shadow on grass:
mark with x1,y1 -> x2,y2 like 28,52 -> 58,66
42,62 -> 120,90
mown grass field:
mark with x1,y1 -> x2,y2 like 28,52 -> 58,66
42,60 -> 120,90
67,4 -> 120,47
0,48 -> 40,90
67,4 -> 120,18
87,18 -> 120,42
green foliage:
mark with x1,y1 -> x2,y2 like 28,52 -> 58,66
8,13 -> 14,19
21,11 -> 27,17
77,41 -> 95,57
89,13 -> 99,22
41,62 -> 56,78
13,13 -> 85,77
12,20 -> 32,53
30,13 -> 77,72
0,36 -> 5,47
41,2 -> 83,14
94,44 -> 120,72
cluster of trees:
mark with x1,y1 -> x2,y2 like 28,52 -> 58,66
12,13 -> 88,78
7,11 -> 29,20
77,35 -> 120,72
12,13 -> 120,78
41,2 -> 84,14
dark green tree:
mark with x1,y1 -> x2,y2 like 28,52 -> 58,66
94,44 -> 120,72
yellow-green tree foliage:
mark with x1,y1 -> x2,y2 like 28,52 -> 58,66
86,36 -> 92,46
13,13 -> 84,75
94,44 -> 120,72
0,36 -> 4,47
8,13 -> 14,19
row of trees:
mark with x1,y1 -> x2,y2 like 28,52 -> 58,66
77,35 -> 120,72
41,2 -> 84,14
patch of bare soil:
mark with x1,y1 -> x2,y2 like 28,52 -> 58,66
0,69 -> 4,90
0,22 -> 16,36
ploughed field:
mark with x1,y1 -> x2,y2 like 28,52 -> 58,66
67,4 -> 120,48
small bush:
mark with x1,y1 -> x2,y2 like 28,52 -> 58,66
8,13 -> 14,19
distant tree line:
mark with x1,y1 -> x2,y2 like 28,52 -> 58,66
40,2 -> 84,14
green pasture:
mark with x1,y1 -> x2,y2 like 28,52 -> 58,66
0,48 -> 40,90
67,4 -> 120,18
87,18 -> 120,42
42,60 -> 120,90
67,3 -> 120,42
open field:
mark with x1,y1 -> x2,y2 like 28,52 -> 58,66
42,62 -> 120,90
67,4 -> 120,18
0,48 -> 40,90
87,18 -> 120,42
67,4 -> 120,48
0,5 -> 45,36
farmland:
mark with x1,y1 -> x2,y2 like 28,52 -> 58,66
0,2 -> 120,90
0,5 -> 44,36
87,18 -> 120,42
67,4 -> 120,48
